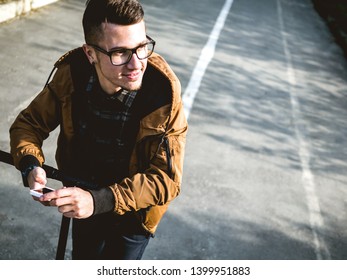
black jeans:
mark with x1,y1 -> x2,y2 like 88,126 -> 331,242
72,212 -> 151,260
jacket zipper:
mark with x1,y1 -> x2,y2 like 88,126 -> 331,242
137,134 -> 173,179
163,137 -> 172,179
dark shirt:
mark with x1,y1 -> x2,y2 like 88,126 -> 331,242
73,72 -> 139,188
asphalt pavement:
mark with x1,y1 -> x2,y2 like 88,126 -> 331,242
0,0 -> 346,261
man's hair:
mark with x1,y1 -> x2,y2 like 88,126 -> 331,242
83,0 -> 144,44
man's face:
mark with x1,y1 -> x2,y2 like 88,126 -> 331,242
84,20 -> 148,94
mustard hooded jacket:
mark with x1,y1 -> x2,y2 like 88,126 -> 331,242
10,48 -> 188,234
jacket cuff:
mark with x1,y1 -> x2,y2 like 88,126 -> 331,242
19,155 -> 41,187
88,187 -> 115,216
19,155 -> 41,172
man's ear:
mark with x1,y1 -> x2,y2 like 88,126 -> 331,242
82,44 -> 96,65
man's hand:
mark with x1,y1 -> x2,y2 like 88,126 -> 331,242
40,187 -> 94,219
27,166 -> 47,190
27,166 -> 52,205
27,167 -> 94,218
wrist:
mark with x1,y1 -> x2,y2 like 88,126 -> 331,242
21,165 -> 38,178
19,155 -> 41,187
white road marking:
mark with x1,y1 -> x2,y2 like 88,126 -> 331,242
277,0 -> 331,260
182,0 -> 234,120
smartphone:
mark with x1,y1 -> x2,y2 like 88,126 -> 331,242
29,187 -> 54,198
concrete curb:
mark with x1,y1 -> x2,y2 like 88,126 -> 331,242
0,0 -> 59,24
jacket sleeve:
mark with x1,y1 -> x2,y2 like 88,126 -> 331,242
9,85 -> 61,169
110,99 -> 188,215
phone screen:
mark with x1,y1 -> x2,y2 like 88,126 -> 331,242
42,187 -> 54,194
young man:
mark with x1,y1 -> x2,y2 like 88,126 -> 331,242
9,0 -> 187,260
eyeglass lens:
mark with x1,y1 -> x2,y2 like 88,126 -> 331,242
111,42 -> 154,65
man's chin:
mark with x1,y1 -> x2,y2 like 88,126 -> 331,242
123,81 -> 142,92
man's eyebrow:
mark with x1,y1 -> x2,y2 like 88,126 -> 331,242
109,39 -> 149,51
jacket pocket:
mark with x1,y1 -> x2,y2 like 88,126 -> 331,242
136,134 -> 173,180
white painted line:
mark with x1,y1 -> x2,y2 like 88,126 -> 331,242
277,0 -> 331,260
182,0 -> 234,120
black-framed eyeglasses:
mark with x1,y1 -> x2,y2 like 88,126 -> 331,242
89,35 -> 156,66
